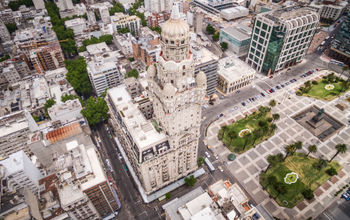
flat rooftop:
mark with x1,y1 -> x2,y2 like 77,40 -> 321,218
221,24 -> 251,41
108,86 -> 167,150
218,56 -> 255,83
192,45 -> 219,65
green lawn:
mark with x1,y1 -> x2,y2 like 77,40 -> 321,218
260,153 -> 342,208
300,74 -> 350,101
218,106 -> 276,154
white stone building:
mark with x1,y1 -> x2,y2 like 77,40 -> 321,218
144,0 -> 173,13
246,6 -> 319,75
48,99 -> 83,123
217,56 -> 255,95
64,18 -> 87,36
107,6 -> 206,195
2,64 -> 21,86
32,0 -> 45,10
0,150 -> 43,194
111,13 -> 141,36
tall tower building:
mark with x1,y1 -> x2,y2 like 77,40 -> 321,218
246,6 -> 319,75
146,5 -> 206,186
106,5 -> 206,196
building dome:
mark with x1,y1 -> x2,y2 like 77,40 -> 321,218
161,5 -> 189,40
147,64 -> 156,79
196,71 -> 207,88
163,83 -> 176,98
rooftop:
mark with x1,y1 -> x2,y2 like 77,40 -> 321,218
108,86 -> 167,150
45,122 -> 82,144
218,56 -> 255,83
221,24 -> 252,41
192,45 -> 219,65
262,6 -> 318,22
64,18 -> 86,27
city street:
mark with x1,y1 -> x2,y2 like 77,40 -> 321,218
316,199 -> 350,220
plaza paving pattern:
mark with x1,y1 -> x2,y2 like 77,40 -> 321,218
205,71 -> 350,219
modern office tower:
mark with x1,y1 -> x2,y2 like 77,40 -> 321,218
0,150 -> 43,194
107,5 -> 206,195
329,12 -> 350,65
246,6 -> 319,75
310,0 -> 347,22
33,0 -> 45,9
0,20 -> 10,42
0,110 -> 38,159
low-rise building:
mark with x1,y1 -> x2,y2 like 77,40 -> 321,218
111,13 -> 141,36
0,110 -> 38,159
131,27 -> 161,66
220,24 -> 252,58
310,0 -> 347,21
1,64 -> 21,86
64,18 -> 87,36
220,6 -> 249,20
113,33 -> 133,57
48,99 -> 83,123
0,20 -> 10,42
217,56 -> 255,95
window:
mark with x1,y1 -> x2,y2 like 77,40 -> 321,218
256,20 -> 262,27
262,23 -> 268,30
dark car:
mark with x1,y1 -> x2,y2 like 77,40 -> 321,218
281,84 -> 285,88
241,102 -> 246,106
261,92 -> 265,97
271,88 -> 275,92
276,85 -> 281,89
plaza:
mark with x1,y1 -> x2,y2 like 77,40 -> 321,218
205,70 -> 350,219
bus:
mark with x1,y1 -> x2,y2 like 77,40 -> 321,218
205,158 -> 215,172
330,59 -> 344,66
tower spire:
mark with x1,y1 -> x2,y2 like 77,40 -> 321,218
170,4 -> 180,20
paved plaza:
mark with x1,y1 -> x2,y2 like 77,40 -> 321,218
205,70 -> 350,219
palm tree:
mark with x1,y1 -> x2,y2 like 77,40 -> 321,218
252,129 -> 261,146
272,113 -> 280,121
269,124 -> 277,136
265,155 -> 278,172
243,133 -> 252,151
307,145 -> 317,156
269,99 -> 276,107
330,144 -> 347,162
294,141 -> 303,154
284,144 -> 295,160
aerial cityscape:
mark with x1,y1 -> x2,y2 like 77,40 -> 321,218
0,0 -> 349,219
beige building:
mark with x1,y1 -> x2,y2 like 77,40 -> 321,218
217,56 -> 255,95
111,13 -> 141,36
107,6 -> 206,195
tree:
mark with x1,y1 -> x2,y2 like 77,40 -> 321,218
272,113 -> 280,121
81,97 -> 109,127
150,26 -> 162,34
266,175 -> 277,188
44,99 -> 56,118
275,184 -> 287,198
197,157 -> 205,167
269,99 -> 276,107
307,145 -> 317,156
243,133 -> 251,151
302,189 -> 314,200
294,141 -> 303,153
258,120 -> 268,128
312,80 -> 318,85
118,27 -> 130,34
330,144 -> 347,161
61,94 -> 79,102
269,123 -> 277,136
0,54 -> 10,62
326,167 -> 338,176
109,2 -> 125,15
5,23 -> 17,34
206,24 -> 216,35
165,192 -> 171,200
65,57 -> 92,97
212,32 -> 219,41
313,158 -> 327,169
252,129 -> 261,146
284,144 -> 295,160
220,42 -> 228,51
184,175 -> 197,187
267,117 -> 273,122
266,155 -> 278,172
126,69 -> 139,78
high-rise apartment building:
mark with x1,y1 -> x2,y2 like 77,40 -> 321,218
55,0 -> 74,11
111,13 -> 141,36
329,12 -> 350,65
310,0 -> 347,22
246,6 -> 319,75
2,64 -> 21,85
107,6 -> 206,195
33,0 -> 45,10
145,0 -> 173,13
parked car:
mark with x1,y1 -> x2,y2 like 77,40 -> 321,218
241,102 -> 246,106
285,82 -> 290,86
280,84 -> 285,88
341,192 -> 350,201
205,151 -> 210,158
271,88 -> 275,92
276,85 -> 281,90
218,166 -> 224,172
261,92 -> 265,97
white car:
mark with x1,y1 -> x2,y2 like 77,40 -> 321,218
218,166 -> 224,172
205,151 -> 210,158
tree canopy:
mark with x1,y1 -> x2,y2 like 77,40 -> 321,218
61,94 -> 79,102
184,175 -> 197,187
5,23 -> 17,34
44,99 -> 56,118
8,0 -> 33,11
81,97 -> 109,127
0,54 -> 10,62
65,57 -> 92,97
109,2 -> 125,15
220,42 -> 228,51
78,35 -> 113,52
206,24 -> 216,35
126,69 -> 139,79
